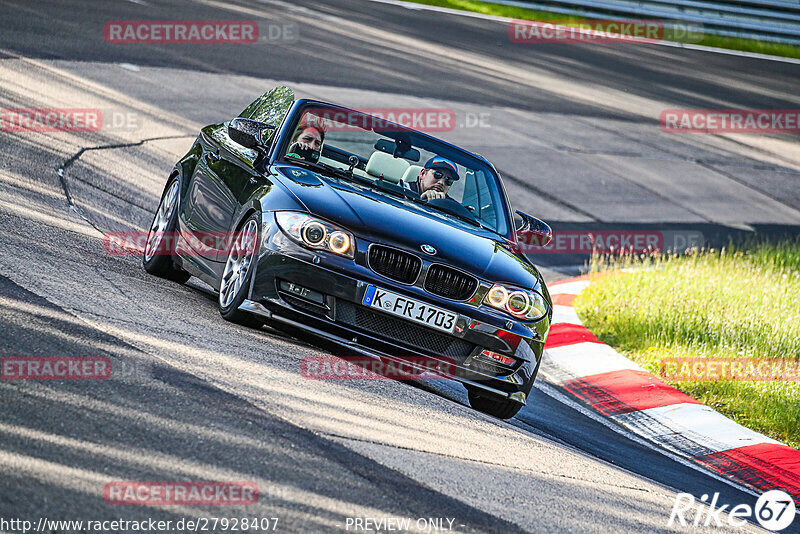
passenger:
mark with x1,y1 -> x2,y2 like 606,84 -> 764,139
286,116 -> 326,163
407,156 -> 459,201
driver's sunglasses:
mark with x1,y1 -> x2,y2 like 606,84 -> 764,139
431,170 -> 456,186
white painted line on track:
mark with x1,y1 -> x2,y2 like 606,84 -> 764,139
366,0 -> 800,64
615,403 -> 781,454
543,275 -> 800,506
548,279 -> 590,294
534,380 -> 763,498
544,343 -> 646,380
552,304 -> 581,325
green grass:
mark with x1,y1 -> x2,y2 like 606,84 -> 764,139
573,241 -> 800,450
406,0 -> 800,59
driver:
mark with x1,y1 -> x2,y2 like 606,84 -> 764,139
407,156 -> 459,201
286,115 -> 326,163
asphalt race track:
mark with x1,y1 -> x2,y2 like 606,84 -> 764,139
1,0 -> 799,532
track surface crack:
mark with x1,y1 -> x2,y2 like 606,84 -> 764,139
56,135 -> 195,232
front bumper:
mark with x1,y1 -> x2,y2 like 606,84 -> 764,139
245,216 -> 550,404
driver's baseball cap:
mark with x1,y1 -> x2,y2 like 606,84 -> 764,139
424,156 -> 459,180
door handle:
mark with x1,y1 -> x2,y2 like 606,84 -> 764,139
206,151 -> 221,163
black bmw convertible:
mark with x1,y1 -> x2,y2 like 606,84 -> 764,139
143,86 -> 553,419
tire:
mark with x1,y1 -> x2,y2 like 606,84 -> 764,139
218,213 -> 264,328
143,176 -> 191,283
468,389 -> 522,420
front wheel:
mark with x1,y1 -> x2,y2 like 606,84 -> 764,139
218,214 -> 263,328
468,389 -> 522,419
143,176 -> 191,283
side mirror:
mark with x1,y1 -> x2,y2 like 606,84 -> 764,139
228,118 -> 276,150
513,210 -> 552,249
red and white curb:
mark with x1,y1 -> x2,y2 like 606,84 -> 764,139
540,275 -> 800,505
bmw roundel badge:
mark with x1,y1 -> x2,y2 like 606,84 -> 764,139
421,244 -> 437,255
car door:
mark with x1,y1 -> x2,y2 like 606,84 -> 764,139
181,86 -> 295,262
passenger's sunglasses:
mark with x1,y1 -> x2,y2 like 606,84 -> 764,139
430,170 -> 456,186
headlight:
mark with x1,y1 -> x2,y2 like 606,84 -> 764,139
275,212 -> 355,258
484,284 -> 548,320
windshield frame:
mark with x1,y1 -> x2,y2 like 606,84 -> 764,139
271,100 -> 513,238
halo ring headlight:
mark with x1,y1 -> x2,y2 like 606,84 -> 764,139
329,231 -> 351,254
487,286 -> 508,308
507,290 -> 531,316
302,222 -> 327,246
484,283 -> 548,321
275,211 -> 355,259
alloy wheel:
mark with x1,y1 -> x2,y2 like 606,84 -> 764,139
219,219 -> 259,309
144,180 -> 180,262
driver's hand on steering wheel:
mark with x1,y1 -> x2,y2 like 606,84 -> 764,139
421,190 -> 446,201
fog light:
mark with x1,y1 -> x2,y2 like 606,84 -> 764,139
479,350 -> 515,366
279,281 -> 325,304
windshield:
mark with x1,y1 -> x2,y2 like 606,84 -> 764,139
277,103 -> 511,236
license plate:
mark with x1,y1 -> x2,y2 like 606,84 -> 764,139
362,285 -> 458,334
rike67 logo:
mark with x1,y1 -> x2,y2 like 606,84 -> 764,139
669,490 -> 796,531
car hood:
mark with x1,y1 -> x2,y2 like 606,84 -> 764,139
273,165 -> 542,288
